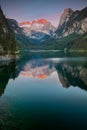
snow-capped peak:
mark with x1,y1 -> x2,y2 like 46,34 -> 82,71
19,19 -> 56,42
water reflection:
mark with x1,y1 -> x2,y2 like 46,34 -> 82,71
0,61 -> 16,96
0,52 -> 87,97
0,52 -> 87,130
56,61 -> 87,89
20,59 -> 55,79
17,54 -> 87,90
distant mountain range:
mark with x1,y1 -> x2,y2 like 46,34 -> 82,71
0,6 -> 87,51
7,18 -> 56,44
22,19 -> 56,43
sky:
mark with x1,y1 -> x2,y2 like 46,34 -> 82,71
0,0 -> 87,26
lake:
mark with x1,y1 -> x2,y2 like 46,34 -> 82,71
0,51 -> 87,130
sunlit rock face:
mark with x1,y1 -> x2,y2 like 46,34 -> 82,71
58,8 -> 73,27
8,18 -> 56,44
20,18 -> 56,35
22,19 -> 56,43
56,7 -> 87,38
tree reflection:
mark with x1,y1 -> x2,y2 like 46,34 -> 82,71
0,61 -> 16,96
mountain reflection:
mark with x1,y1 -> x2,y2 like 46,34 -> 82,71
56,61 -> 87,89
0,61 -> 16,96
20,59 -> 55,79
17,55 -> 87,90
0,53 -> 87,97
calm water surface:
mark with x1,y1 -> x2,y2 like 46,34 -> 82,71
0,52 -> 87,130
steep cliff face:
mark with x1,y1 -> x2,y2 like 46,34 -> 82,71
0,6 -> 17,52
58,8 -> 73,27
57,7 -> 87,38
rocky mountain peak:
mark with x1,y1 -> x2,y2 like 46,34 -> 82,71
21,19 -> 56,43
56,7 -> 87,38
58,8 -> 73,27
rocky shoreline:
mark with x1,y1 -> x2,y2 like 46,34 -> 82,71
0,54 -> 19,61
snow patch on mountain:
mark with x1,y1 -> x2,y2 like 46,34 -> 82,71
20,19 -> 56,42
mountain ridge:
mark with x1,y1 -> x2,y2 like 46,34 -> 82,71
0,6 -> 87,51
58,8 -> 73,27
56,7 -> 87,38
43,6 -> 87,50
19,18 -> 48,26
0,6 -> 18,53
8,18 -> 56,44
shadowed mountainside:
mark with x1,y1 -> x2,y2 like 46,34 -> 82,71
0,6 -> 18,53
